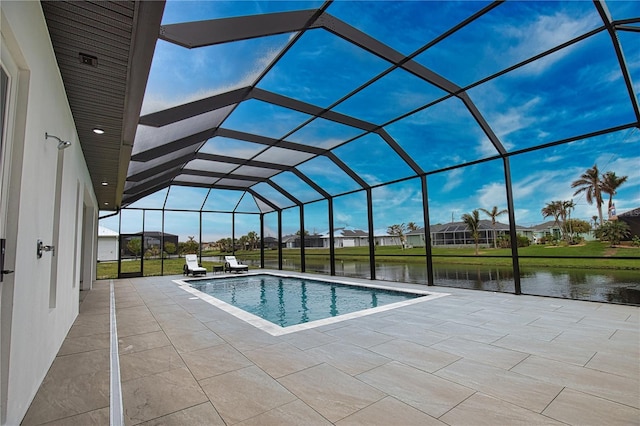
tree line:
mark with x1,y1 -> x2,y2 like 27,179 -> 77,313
125,236 -> 200,260
386,163 -> 632,254
215,231 -> 259,252
544,164 -> 630,246
387,208 -> 510,255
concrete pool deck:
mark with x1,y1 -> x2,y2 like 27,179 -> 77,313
22,271 -> 639,425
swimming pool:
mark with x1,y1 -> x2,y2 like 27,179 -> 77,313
175,273 -> 448,335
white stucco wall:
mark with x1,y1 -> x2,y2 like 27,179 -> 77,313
1,2 -> 98,424
98,236 -> 119,262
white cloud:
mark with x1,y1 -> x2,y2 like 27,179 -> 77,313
141,45 -> 281,115
595,154 -> 640,182
507,153 -> 640,225
502,10 -> 599,76
361,173 -> 383,185
428,201 -> 464,224
371,186 -> 421,226
620,127 -> 640,144
510,166 -> 586,224
476,182 -> 508,209
401,96 -> 467,126
476,137 -> 515,157
514,209 -> 531,226
442,168 -> 465,192
602,67 -> 623,85
490,96 -> 542,139
543,155 -> 564,163
594,153 -> 640,212
372,186 -> 412,207
335,213 -> 353,227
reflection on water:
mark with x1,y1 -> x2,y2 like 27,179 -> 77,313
221,257 -> 640,305
520,268 -> 640,305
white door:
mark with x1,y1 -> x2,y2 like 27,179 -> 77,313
0,48 -> 13,277
1,34 -> 25,424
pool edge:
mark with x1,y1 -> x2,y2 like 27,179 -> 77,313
172,271 -> 450,336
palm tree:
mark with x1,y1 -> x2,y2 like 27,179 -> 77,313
572,165 -> 604,225
407,222 -> 419,232
541,201 -> 563,241
238,235 -> 249,250
601,171 -> 628,215
387,223 -> 407,249
246,231 -> 258,250
479,206 -> 507,249
461,210 -> 481,255
560,199 -> 575,242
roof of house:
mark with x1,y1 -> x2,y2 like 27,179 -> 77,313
407,220 -> 530,234
618,207 -> 640,217
282,235 -> 298,243
320,227 -> 369,238
142,231 -> 178,238
342,229 -> 369,237
529,221 -> 561,231
98,226 -> 118,237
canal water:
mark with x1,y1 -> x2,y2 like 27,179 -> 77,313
217,257 -> 640,305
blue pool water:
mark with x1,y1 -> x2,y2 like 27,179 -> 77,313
188,274 -> 423,327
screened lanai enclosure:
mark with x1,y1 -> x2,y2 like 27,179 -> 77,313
82,1 -> 640,303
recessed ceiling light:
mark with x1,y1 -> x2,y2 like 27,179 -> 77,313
104,202 -> 109,205
93,128 -> 105,134
101,181 -> 108,186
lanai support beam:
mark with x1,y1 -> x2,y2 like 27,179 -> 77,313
503,157 -> 521,294
159,9 -> 322,48
265,181 -> 306,272
161,210 -> 165,276
260,213 -> 265,269
245,188 -> 280,212
127,159 -> 189,183
377,130 -> 424,175
366,188 -> 376,281
252,88 -> 377,132
421,176 -> 434,286
278,210 -> 283,270
328,196 -> 336,276
594,1 -> 640,122
232,212 -> 236,256
299,204 -> 306,273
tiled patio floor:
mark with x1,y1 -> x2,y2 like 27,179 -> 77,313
22,271 -> 639,425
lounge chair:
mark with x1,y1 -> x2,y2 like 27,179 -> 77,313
224,255 -> 248,273
184,254 -> 207,276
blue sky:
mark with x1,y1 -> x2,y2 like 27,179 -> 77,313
102,1 -> 640,242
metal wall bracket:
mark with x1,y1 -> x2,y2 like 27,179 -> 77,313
1,238 -> 13,282
37,240 -> 55,258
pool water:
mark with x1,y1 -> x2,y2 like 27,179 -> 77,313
188,274 -> 424,328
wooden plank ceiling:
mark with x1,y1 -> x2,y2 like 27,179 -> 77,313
41,1 -> 164,210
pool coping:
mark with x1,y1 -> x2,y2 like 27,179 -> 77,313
173,272 -> 450,336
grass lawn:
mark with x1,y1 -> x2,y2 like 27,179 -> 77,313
97,241 -> 640,280
97,257 -> 224,280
